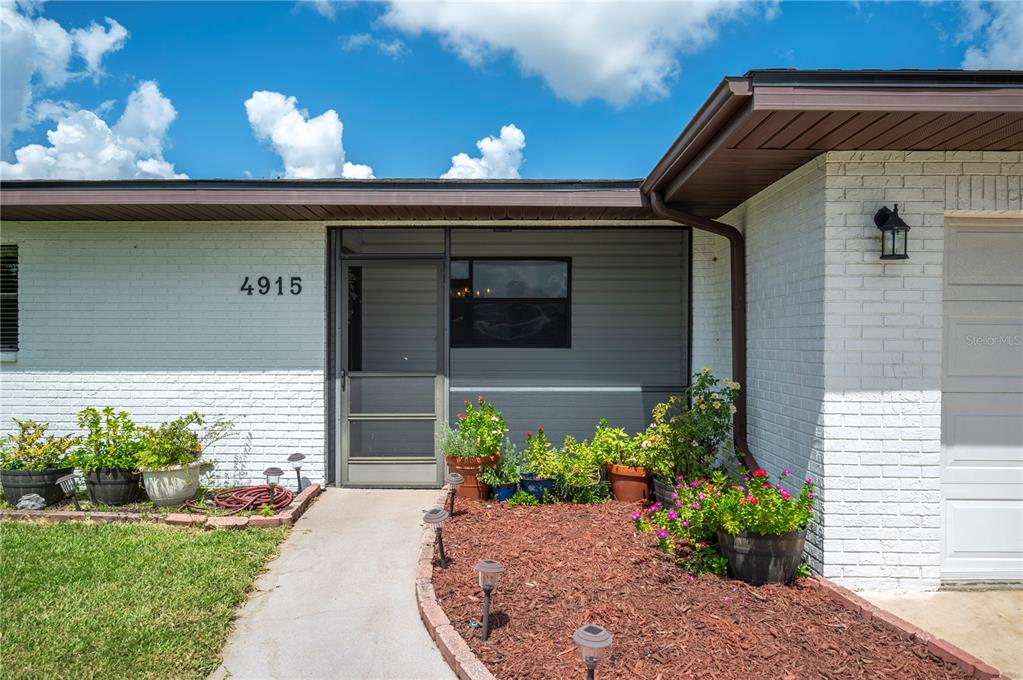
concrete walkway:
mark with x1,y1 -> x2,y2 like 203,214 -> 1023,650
862,589 -> 1023,679
215,489 -> 454,680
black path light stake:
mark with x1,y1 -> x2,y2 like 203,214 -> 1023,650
287,453 -> 306,492
474,559 -> 504,642
55,473 -> 81,511
573,624 -> 613,680
263,466 -> 283,506
423,507 -> 451,568
873,204 -> 911,260
445,472 -> 464,514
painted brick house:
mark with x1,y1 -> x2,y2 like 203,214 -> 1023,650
2,69 -> 1021,591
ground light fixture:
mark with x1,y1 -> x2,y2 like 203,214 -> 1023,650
873,204 -> 911,260
55,473 -> 81,511
473,559 -> 504,641
287,453 -> 306,492
445,472 -> 464,514
263,466 -> 283,505
423,507 -> 450,568
572,624 -> 613,680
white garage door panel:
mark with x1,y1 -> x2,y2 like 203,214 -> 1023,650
942,216 -> 1023,582
944,500 -> 1023,580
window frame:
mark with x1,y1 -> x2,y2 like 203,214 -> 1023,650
449,256 -> 572,349
0,245 -> 17,353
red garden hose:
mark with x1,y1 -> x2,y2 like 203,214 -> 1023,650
183,485 -> 293,515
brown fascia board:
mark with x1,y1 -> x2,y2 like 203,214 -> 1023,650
640,77 -> 752,195
752,86 -> 1023,113
0,180 -> 647,210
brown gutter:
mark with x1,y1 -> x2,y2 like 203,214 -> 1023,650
649,191 -> 757,472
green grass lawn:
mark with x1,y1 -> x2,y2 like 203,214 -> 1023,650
0,522 -> 285,680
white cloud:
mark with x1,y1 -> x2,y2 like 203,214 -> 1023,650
340,32 -> 407,59
244,90 -> 374,179
382,1 -> 771,106
303,0 -> 335,20
441,124 -> 524,179
0,80 -> 187,180
1,3 -> 128,151
960,1 -> 1023,69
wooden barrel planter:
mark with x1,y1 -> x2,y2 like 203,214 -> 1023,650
445,454 -> 498,500
717,528 -> 807,585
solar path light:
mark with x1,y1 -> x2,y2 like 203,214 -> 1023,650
56,473 -> 81,511
573,624 -> 613,680
423,507 -> 451,568
287,453 -> 306,492
263,466 -> 283,505
445,472 -> 464,514
473,559 -> 504,641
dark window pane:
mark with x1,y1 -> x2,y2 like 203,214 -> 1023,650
473,260 -> 567,299
0,245 -> 17,352
450,260 -> 469,279
459,301 -> 568,347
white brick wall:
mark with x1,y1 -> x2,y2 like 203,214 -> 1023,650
690,230 -> 732,379
696,150 -> 1022,591
0,221 -> 326,488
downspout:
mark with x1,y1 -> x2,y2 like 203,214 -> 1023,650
649,191 -> 758,472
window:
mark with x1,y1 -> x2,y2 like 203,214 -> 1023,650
450,258 -> 570,348
0,245 -> 17,352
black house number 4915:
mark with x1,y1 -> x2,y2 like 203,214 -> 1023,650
241,276 -> 302,296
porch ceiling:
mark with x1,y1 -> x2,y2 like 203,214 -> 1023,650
643,69 -> 1023,218
0,179 -> 654,222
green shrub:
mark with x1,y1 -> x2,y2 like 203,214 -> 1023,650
477,438 -> 524,486
137,413 -> 233,470
0,420 -> 78,471
506,489 -> 539,507
70,407 -> 144,473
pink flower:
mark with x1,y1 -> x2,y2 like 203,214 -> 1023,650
763,483 -> 771,489
631,511 -> 641,521
682,520 -> 689,527
667,510 -> 677,520
807,492 -> 814,499
690,481 -> 698,488
656,530 -> 669,539
783,469 -> 791,476
697,493 -> 705,500
538,425 -> 544,432
676,475 -> 684,482
464,400 -> 470,406
457,413 -> 466,420
671,492 -> 679,500
675,501 -> 683,508
780,489 -> 791,500
805,477 -> 812,484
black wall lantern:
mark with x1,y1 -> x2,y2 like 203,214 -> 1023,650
873,204 -> 911,260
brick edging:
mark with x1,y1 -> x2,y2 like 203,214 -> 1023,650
808,576 -> 1004,679
416,490 -> 496,680
0,483 -> 321,530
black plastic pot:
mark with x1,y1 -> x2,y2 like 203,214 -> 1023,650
85,468 -> 141,506
717,528 -> 807,585
0,467 -> 74,506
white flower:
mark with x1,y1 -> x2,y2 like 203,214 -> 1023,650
641,439 -> 653,448
490,416 -> 499,422
729,405 -> 737,415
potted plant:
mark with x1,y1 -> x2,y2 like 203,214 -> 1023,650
520,426 -> 557,501
70,407 -> 144,506
477,438 -> 523,502
589,419 -> 651,502
0,419 -> 78,506
441,397 -> 507,499
708,468 -> 814,585
644,369 -> 740,504
137,413 -> 233,507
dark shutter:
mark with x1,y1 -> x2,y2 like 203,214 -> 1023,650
0,245 -> 17,351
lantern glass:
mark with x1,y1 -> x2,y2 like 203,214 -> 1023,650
423,507 -> 449,526
263,467 -> 283,486
56,474 -> 75,494
474,559 -> 504,591
288,453 -> 306,471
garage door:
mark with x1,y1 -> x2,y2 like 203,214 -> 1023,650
941,216 -> 1023,581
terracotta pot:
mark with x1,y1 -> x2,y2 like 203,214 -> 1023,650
445,453 -> 499,500
607,464 -> 652,502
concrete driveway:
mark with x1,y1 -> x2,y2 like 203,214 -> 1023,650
862,589 -> 1023,679
214,488 -> 454,680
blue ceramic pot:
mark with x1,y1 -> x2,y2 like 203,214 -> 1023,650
520,476 -> 554,501
491,483 -> 518,502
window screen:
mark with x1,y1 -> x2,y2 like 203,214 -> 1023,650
0,245 -> 17,352
450,258 -> 570,348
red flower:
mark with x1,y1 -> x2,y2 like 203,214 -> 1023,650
457,413 -> 466,420
526,431 -> 532,437
752,469 -> 768,477
537,425 -> 544,432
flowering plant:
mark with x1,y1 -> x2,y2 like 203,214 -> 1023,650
477,438 -> 525,486
589,418 -> 653,469
452,396 -> 507,459
642,369 -> 739,482
708,468 -> 814,536
633,472 -> 729,575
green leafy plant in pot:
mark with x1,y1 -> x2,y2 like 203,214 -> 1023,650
477,438 -> 524,502
137,413 -> 233,507
589,418 -> 652,502
0,419 -> 78,506
70,407 -> 144,506
441,397 -> 507,500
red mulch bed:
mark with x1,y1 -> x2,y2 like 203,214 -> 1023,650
432,499 -> 969,680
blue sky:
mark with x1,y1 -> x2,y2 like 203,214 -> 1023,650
1,1 -> 1020,181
